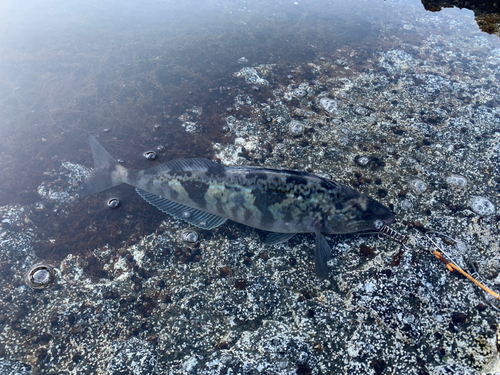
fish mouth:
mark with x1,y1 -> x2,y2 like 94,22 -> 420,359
384,214 -> 396,226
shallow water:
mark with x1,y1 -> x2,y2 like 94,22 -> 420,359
1,0 -> 500,374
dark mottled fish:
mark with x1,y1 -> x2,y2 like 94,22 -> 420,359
82,135 -> 395,279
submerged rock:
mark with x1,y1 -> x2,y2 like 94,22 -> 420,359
106,338 -> 157,375
0,360 -> 32,375
234,67 -> 269,86
200,322 -> 315,374
213,277 -> 282,321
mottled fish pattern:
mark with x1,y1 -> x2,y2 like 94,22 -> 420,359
83,135 -> 395,279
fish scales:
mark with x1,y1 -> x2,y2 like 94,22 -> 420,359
82,135 -> 395,279
134,166 -> 348,234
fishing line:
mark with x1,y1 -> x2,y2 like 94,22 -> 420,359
377,225 -> 500,310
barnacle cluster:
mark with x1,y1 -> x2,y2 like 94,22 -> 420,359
288,120 -> 305,136
468,196 -> 496,216
446,174 -> 468,188
318,97 -> 339,116
24,264 -> 55,290
143,151 -> 157,160
181,229 -> 198,243
107,198 -> 120,208
409,179 -> 428,195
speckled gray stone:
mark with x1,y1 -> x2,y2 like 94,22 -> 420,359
106,337 -> 157,375
0,360 -> 32,375
213,276 -> 282,321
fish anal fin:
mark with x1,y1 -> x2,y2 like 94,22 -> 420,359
264,232 -> 296,246
135,188 -> 227,230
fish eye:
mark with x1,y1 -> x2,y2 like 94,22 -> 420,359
362,212 -> 372,220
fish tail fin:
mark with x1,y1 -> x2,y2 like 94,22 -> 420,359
81,135 -> 126,197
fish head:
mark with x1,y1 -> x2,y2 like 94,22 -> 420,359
325,194 -> 395,234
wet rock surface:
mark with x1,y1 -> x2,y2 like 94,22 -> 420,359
1,2 -> 500,375
213,276 -> 282,321
106,337 -> 158,375
0,360 -> 32,375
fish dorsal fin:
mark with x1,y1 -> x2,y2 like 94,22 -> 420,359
135,188 -> 227,230
144,158 -> 227,174
264,232 -> 296,246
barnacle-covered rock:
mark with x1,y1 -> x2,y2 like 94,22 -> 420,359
2,3 -> 500,375
0,360 -> 32,375
213,277 -> 282,321
199,321 -> 316,374
106,337 -> 157,375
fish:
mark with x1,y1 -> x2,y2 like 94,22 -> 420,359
82,135 -> 395,279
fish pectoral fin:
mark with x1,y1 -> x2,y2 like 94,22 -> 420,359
135,188 -> 227,230
315,231 -> 332,280
264,232 -> 296,246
